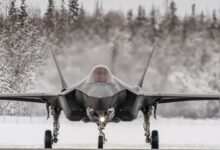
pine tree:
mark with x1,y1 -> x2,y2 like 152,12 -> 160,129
126,9 -> 135,40
209,10 -> 218,39
44,0 -> 55,35
127,9 -> 133,22
54,0 -> 68,45
0,14 -> 4,33
94,0 -> 103,20
150,6 -> 157,43
170,1 -> 176,18
200,11 -> 205,25
150,6 -> 156,29
165,0 -> 169,15
169,1 -> 178,32
197,11 -> 206,31
60,0 -> 68,25
8,0 -> 17,17
61,0 -> 67,15
190,3 -> 196,30
136,5 -> 146,24
78,3 -> 85,19
212,10 -> 217,29
192,4 -> 196,16
8,0 -> 18,27
68,0 -> 79,22
182,16 -> 187,41
19,0 -> 28,27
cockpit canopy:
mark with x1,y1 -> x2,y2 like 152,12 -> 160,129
87,65 -> 114,83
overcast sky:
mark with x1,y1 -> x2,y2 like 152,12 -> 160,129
0,0 -> 220,16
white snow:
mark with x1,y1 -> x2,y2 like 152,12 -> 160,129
0,116 -> 219,149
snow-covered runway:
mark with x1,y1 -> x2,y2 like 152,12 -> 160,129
0,116 -> 219,149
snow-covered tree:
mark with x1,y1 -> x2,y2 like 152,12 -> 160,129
169,1 -> 179,32
127,9 -> 133,22
78,3 -> 85,19
44,0 -> 55,35
68,0 -> 79,23
8,0 -> 18,28
19,0 -> 28,27
0,1 -> 44,116
136,5 -> 146,25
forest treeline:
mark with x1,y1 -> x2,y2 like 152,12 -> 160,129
0,0 -> 220,118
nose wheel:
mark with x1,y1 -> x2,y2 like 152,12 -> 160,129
97,117 -> 108,149
98,135 -> 104,149
97,125 -> 107,149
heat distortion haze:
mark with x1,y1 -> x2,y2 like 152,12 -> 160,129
0,0 -> 220,149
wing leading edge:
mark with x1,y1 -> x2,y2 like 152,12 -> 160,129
143,93 -> 220,104
0,93 -> 59,105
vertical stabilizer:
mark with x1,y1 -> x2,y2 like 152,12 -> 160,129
51,50 -> 68,91
138,45 -> 156,88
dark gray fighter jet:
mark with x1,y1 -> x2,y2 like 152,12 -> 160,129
0,49 -> 219,149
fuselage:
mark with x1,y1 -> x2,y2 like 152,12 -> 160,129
58,65 -> 145,123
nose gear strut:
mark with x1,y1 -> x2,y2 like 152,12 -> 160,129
97,118 -> 107,149
97,120 -> 107,142
86,107 -> 115,149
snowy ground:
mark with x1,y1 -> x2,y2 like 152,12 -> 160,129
0,115 -> 219,149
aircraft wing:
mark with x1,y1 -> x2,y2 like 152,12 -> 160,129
143,93 -> 220,104
0,93 -> 59,105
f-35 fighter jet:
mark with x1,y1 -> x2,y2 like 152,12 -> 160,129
0,49 -> 219,149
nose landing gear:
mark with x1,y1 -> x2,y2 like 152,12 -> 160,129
87,107 -> 115,149
97,119 -> 107,149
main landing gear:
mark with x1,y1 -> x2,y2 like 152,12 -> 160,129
44,106 -> 159,149
44,106 -> 61,149
143,107 -> 159,149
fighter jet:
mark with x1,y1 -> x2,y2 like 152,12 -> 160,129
0,49 -> 219,149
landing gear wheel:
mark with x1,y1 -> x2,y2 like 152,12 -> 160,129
151,130 -> 159,149
44,130 -> 53,149
98,135 -> 104,149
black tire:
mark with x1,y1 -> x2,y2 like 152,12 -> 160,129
44,130 -> 53,149
151,130 -> 159,149
98,135 -> 104,149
